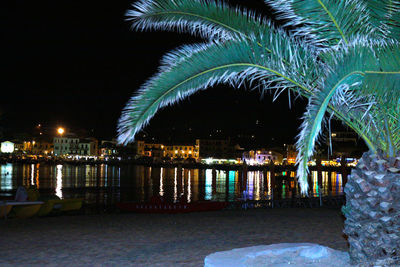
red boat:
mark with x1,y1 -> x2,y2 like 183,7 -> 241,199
116,198 -> 228,214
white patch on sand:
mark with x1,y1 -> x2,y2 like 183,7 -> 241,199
204,243 -> 351,267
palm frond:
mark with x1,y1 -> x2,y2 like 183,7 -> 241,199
117,32 -> 320,144
296,40 -> 400,193
364,0 -> 400,40
127,0 -> 271,43
265,0 -> 372,47
346,42 -> 400,154
296,73 -> 364,194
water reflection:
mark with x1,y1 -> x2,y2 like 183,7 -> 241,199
159,167 -> 164,197
0,164 -> 345,205
56,164 -> 63,198
0,164 -> 13,190
205,169 -> 212,200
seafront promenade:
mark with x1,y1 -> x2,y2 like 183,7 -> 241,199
0,156 -> 353,173
0,208 -> 347,266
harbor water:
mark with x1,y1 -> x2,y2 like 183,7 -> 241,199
0,163 -> 344,208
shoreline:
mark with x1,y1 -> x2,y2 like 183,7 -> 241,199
0,159 -> 353,173
1,208 -> 348,266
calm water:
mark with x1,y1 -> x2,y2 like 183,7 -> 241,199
0,163 -> 344,206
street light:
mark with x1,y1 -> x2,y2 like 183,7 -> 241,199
57,127 -> 65,135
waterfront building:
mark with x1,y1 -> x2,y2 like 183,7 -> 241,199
31,139 -> 53,155
53,135 -> 98,157
8,139 -> 54,155
117,140 -> 145,159
99,140 -> 118,157
243,149 -> 283,165
78,138 -> 98,156
328,131 -> 365,158
144,143 -> 163,158
196,139 -> 230,158
196,139 -> 242,160
131,141 -> 200,162
13,142 -> 24,154
163,143 -> 199,161
0,141 -> 15,153
133,140 -> 145,156
53,135 -> 79,156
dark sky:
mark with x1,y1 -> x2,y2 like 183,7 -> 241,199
2,0 -> 309,147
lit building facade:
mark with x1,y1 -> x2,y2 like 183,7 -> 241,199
99,140 -> 118,157
243,150 -> 283,165
53,136 -> 98,156
163,144 -> 199,160
78,138 -> 98,156
53,136 -> 79,156
31,140 -> 53,155
0,141 -> 15,153
134,141 -> 200,161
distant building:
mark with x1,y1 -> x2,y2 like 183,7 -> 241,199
117,140 -> 145,159
1,141 -> 15,153
31,139 -> 53,155
327,131 -> 366,158
132,140 -> 145,156
53,135 -> 98,156
13,142 -> 24,154
163,143 -> 199,161
196,139 -> 243,160
243,149 -> 283,165
138,142 -> 200,161
99,140 -> 118,157
144,143 -> 164,158
330,131 -> 357,144
53,135 -> 79,156
196,139 -> 230,159
285,144 -> 297,165
78,138 -> 98,156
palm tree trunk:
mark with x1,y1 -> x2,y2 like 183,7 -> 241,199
343,151 -> 400,266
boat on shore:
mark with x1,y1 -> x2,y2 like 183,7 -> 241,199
37,198 -> 84,216
1,201 -> 44,219
116,199 -> 228,214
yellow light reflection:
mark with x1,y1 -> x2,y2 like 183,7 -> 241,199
174,168 -> 178,202
36,163 -> 40,189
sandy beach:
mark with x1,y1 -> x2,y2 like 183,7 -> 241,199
0,208 -> 348,266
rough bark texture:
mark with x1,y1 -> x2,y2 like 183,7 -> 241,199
343,151 -> 400,266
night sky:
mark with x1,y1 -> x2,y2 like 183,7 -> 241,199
2,0 -> 312,147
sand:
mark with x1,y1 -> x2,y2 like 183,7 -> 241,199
0,208 -> 348,266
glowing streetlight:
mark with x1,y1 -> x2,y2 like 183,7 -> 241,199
57,127 -> 65,135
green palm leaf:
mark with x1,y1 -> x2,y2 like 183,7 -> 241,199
117,32 -> 320,144
121,0 -> 400,196
127,0 -> 272,43
296,74 -> 364,193
296,42 -> 400,192
265,0 -> 372,46
364,0 -> 400,40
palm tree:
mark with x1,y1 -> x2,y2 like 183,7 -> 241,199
117,0 -> 400,265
